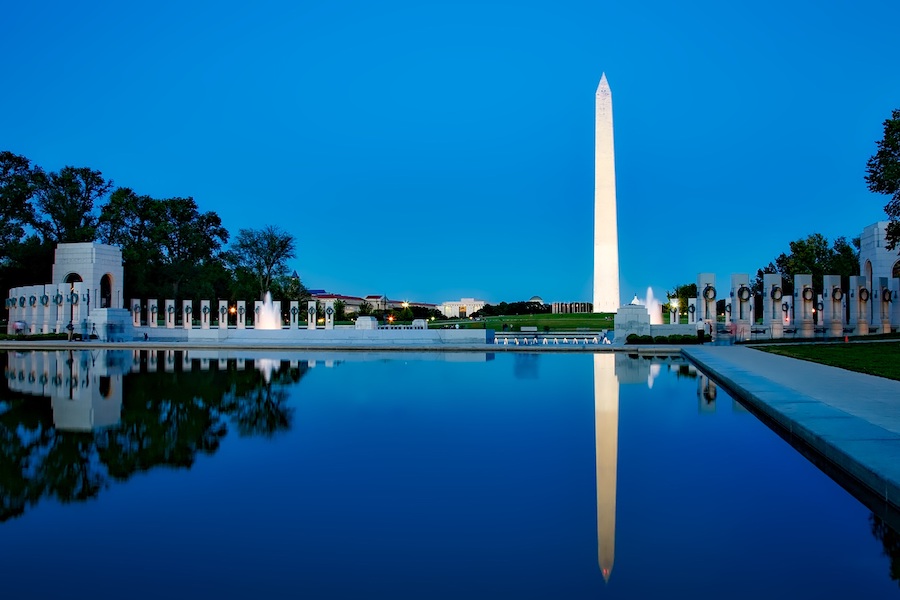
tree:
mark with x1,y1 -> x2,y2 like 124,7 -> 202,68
229,226 -> 296,299
333,299 -> 346,321
358,300 -> 372,315
97,187 -> 163,299
761,233 -> 859,293
31,166 -> 112,242
0,151 -> 36,261
665,283 -> 697,317
866,109 -> 900,249
154,197 -> 229,298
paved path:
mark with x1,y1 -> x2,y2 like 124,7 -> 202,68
682,345 -> 900,510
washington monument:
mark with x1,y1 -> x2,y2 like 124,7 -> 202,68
593,73 -> 620,313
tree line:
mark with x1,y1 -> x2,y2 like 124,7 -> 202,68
0,151 -> 301,303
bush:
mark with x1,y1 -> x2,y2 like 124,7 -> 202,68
654,336 -> 668,344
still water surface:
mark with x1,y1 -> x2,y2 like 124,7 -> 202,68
0,349 -> 898,598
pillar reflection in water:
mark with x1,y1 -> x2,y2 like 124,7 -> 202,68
5,350 -> 127,431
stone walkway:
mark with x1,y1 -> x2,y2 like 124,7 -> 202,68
682,345 -> 900,511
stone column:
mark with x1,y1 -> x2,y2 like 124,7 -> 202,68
290,301 -> 299,328
182,300 -> 192,330
794,274 -> 814,338
822,275 -> 843,338
878,277 -> 892,334
237,301 -> 246,329
892,278 -> 900,330
731,274 -> 752,341
201,300 -> 211,329
148,300 -> 158,328
307,301 -> 317,330
687,297 -> 697,324
165,300 -> 175,328
218,300 -> 229,328
763,273 -> 784,339
254,301 -> 264,328
324,300 -> 335,330
849,276 -> 867,335
697,273 -> 717,325
131,298 -> 142,327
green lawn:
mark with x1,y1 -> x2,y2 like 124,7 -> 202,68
442,313 -> 614,331
757,342 -> 900,381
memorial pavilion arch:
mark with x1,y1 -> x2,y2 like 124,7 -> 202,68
100,273 -> 113,308
64,272 -> 83,322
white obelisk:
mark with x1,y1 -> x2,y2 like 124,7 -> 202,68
593,73 -> 620,313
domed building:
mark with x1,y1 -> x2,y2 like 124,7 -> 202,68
528,295 -> 544,305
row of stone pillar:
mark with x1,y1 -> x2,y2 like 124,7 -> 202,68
129,299 -> 336,330
679,273 -> 900,339
6,282 -> 91,334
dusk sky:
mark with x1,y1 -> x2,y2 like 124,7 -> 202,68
3,0 -> 899,305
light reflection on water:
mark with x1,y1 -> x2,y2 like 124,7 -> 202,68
0,349 -> 898,598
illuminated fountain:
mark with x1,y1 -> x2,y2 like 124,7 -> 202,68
255,292 -> 281,330
629,287 -> 664,325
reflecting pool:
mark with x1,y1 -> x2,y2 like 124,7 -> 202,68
1,349 -> 898,598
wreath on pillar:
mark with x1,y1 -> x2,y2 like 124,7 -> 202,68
883,289 -> 893,303
70,292 -> 78,305
151,305 -> 158,313
40,294 -> 49,306
782,302 -> 789,313
802,288 -> 814,301
738,287 -> 751,301
167,305 -> 175,314
771,287 -> 783,301
238,306 -> 245,316
325,307 -> 334,317
133,304 -> 141,313
54,293 -> 63,305
28,295 -> 37,307
703,286 -> 716,301
308,306 -> 316,316
202,305 -> 210,315
290,306 -> 298,316
688,304 -> 695,314
859,288 -> 870,302
725,303 -> 732,314
185,305 -> 193,315
832,288 -> 843,301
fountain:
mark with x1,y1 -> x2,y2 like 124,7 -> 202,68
629,287 -> 664,325
255,292 -> 281,330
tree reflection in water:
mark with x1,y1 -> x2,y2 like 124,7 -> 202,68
0,350 -> 307,521
871,514 -> 900,586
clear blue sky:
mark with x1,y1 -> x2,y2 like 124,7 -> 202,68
3,0 -> 898,305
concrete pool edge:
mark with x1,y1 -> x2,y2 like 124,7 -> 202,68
682,346 -> 900,514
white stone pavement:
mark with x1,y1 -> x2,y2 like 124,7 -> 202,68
682,345 -> 900,511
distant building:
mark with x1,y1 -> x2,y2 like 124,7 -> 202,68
552,302 -> 593,314
311,293 -> 366,314
441,298 -> 486,318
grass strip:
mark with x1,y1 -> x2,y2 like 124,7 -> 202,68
757,342 -> 900,381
